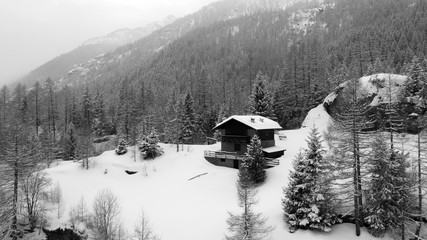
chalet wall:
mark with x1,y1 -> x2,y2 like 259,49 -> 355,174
205,157 -> 240,169
261,140 -> 275,148
221,142 -> 247,155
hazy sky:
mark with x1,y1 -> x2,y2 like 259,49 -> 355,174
0,0 -> 217,86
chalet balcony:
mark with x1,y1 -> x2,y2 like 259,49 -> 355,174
204,150 -> 245,160
221,135 -> 250,144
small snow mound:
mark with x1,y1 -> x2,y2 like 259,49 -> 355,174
301,104 -> 332,132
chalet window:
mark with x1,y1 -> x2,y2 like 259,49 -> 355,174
234,144 -> 241,151
220,158 -> 226,162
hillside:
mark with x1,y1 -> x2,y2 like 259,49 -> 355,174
31,0 -> 427,133
44,124 -> 395,240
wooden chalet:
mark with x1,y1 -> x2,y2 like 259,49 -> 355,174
204,115 -> 285,169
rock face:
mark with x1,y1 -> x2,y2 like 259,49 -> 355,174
323,73 -> 425,133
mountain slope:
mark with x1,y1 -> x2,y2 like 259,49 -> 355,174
18,15 -> 177,87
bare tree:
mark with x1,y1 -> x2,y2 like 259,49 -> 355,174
225,181 -> 273,240
329,77 -> 375,236
134,209 -> 160,240
20,170 -> 51,231
92,189 -> 121,240
69,196 -> 89,228
50,181 -> 64,219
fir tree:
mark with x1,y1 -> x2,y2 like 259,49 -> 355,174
364,134 -> 413,237
283,127 -> 339,233
92,90 -> 109,136
181,91 -> 196,144
115,138 -> 128,155
243,135 -> 266,184
62,122 -> 77,160
404,56 -> 426,97
138,128 -> 164,159
249,73 -> 275,119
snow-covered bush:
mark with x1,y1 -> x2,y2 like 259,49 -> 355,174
138,129 -> 164,159
115,138 -> 128,155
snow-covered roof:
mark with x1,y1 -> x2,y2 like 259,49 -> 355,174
262,145 -> 286,153
214,115 -> 282,130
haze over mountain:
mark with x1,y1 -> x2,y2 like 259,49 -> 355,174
17,15 -> 177,88
0,0 -> 217,86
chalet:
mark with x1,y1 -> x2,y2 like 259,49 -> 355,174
204,115 -> 285,169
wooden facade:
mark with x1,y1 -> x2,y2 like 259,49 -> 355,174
204,115 -> 285,169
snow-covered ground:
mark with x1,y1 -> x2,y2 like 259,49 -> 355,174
44,107 -> 394,240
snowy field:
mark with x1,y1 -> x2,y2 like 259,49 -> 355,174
44,105 -> 394,240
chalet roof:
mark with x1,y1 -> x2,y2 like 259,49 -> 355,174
262,145 -> 286,153
214,115 -> 282,130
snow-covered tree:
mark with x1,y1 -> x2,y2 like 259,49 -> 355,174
364,134 -> 413,237
138,128 -> 163,159
404,56 -> 426,97
115,138 -> 128,155
283,127 -> 339,233
225,182 -> 273,240
243,135 -> 266,184
249,72 -> 275,119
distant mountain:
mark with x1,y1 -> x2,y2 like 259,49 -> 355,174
82,15 -> 177,47
18,15 -> 177,87
53,0 -> 309,88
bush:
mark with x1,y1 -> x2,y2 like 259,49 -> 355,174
115,138 -> 127,155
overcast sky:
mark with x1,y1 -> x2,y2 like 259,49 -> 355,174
0,0 -> 217,86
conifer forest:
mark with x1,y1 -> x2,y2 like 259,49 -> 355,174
0,0 -> 427,239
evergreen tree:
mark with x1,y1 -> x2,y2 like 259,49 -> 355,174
181,91 -> 196,144
115,138 -> 128,155
364,134 -> 413,238
81,85 -> 93,132
92,90 -> 109,136
248,73 -> 275,119
243,135 -> 266,184
138,128 -> 163,159
283,127 -> 339,233
62,122 -> 77,160
403,56 -> 426,97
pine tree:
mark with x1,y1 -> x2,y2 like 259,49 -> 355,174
249,73 -> 275,119
283,127 -> 339,233
243,135 -> 266,184
138,128 -> 164,159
